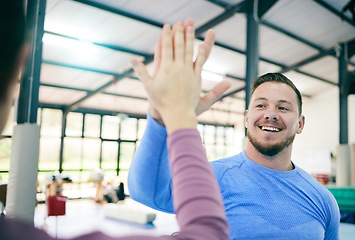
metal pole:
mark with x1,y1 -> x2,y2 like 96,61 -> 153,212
245,0 -> 259,134
16,0 -> 46,124
338,43 -> 348,144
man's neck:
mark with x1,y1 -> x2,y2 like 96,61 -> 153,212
244,141 -> 294,171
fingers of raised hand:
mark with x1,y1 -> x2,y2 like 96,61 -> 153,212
131,59 -> 151,85
203,29 -> 215,61
173,21 -> 185,63
194,45 -> 206,76
153,35 -> 162,76
161,24 -> 173,65
196,80 -> 231,115
193,29 -> 215,71
185,25 -> 195,63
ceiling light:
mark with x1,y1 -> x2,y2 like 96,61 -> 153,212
201,70 -> 224,82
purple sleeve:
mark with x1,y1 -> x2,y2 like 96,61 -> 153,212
166,129 -> 229,239
0,129 -> 228,240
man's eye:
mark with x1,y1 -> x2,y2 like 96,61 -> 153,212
279,106 -> 289,111
256,104 -> 264,108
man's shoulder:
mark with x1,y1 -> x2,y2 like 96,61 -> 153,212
212,152 -> 245,166
210,152 -> 246,178
295,167 -> 338,204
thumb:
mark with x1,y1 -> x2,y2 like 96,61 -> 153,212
197,80 -> 231,115
131,59 -> 151,85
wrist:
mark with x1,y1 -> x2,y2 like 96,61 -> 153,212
160,110 -> 197,134
149,108 -> 165,126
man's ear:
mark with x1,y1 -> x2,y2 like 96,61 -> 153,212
296,115 -> 305,134
244,109 -> 248,128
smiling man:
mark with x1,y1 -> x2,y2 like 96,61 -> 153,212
128,72 -> 340,239
244,74 -> 305,170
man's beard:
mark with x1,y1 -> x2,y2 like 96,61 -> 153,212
247,130 -> 296,157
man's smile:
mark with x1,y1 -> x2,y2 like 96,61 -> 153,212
259,126 -> 281,132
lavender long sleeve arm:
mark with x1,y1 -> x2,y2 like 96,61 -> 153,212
166,128 -> 229,239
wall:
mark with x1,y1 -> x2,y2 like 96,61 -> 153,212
292,86 -> 355,174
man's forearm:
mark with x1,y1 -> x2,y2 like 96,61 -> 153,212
127,113 -> 174,213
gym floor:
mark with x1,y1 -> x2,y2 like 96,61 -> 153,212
34,198 -> 355,239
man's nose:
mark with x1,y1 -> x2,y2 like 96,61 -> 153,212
264,110 -> 279,121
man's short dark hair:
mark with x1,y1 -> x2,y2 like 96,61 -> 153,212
0,0 -> 26,101
251,73 -> 303,115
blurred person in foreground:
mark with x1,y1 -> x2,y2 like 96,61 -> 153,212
0,1 -> 229,239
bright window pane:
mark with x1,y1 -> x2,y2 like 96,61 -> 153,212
120,118 -> 137,140
215,143 -> 226,160
39,137 -> 60,170
0,138 -> 12,171
84,114 -> 100,138
103,170 -> 117,182
82,138 -> 100,169
101,141 -> 118,170
2,107 -> 14,136
0,173 -> 9,182
119,142 -> 135,170
137,119 -> 147,140
41,109 -> 62,137
216,126 -> 225,144
197,124 -> 204,143
205,143 -> 216,162
204,125 -> 216,144
102,116 -> 119,139
63,137 -> 82,170
66,112 -> 83,137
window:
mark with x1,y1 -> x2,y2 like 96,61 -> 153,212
1,105 -> 238,199
137,118 -> 147,140
2,107 -> 14,136
39,137 -> 60,170
40,109 -> 62,137
101,141 -> 118,170
38,108 -> 62,171
65,112 -> 83,137
63,137 -> 82,170
84,114 -> 100,138
120,118 -> 137,140
119,142 -> 135,171
0,138 -> 12,171
102,116 -> 119,139
82,138 -> 100,169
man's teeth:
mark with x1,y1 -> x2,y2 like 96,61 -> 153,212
261,126 -> 280,132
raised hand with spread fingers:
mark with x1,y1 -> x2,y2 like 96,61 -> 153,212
131,20 -> 211,133
144,18 -> 231,126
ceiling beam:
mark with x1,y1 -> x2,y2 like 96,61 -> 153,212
278,48 -> 337,79
43,60 -> 119,77
195,1 -> 246,36
74,0 -> 335,82
40,83 -> 148,100
219,86 -> 245,100
63,0 -> 254,112
210,38 -> 334,85
208,0 -> 355,68
72,0 -> 162,28
66,0 -> 336,113
64,67 -> 135,113
314,0 -> 355,28
259,20 -> 323,51
257,0 -> 278,18
44,31 -> 150,57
